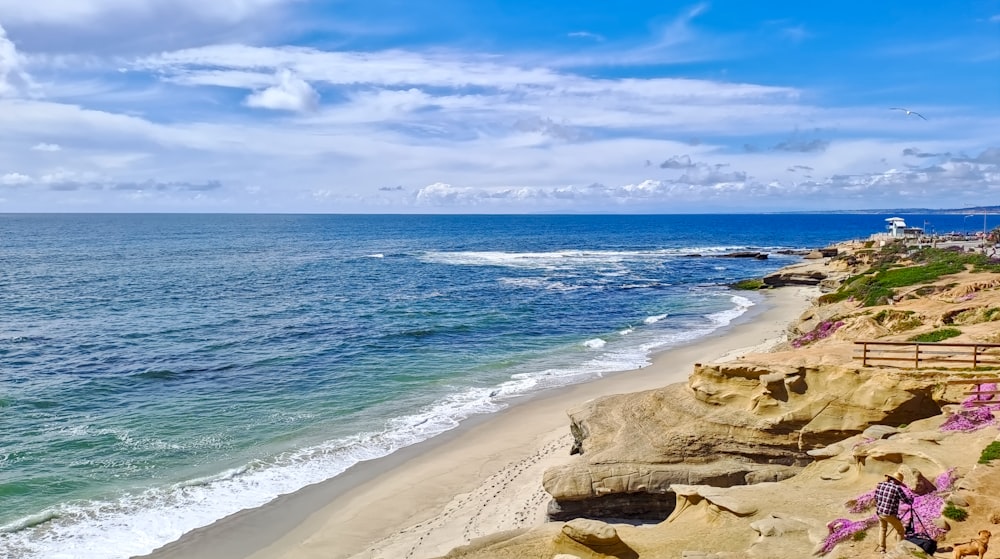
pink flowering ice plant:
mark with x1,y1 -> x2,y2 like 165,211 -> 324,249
791,320 -> 845,348
820,517 -> 878,554
940,383 -> 998,432
819,468 -> 957,554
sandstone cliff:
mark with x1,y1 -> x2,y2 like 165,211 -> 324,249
436,241 -> 1000,559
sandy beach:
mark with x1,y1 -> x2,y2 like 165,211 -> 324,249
140,285 -> 817,559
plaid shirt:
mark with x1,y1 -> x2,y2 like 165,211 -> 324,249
874,480 -> 910,516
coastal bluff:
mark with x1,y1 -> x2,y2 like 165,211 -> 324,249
435,240 -> 1000,559
542,362 -> 943,522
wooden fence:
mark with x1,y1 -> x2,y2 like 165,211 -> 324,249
944,378 -> 1000,407
853,341 -> 1000,369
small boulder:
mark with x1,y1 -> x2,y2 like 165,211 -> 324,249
561,519 -> 621,547
750,514 -> 810,537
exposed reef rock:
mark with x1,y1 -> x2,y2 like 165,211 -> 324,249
761,252 -> 850,289
716,252 -> 768,259
543,363 -> 944,521
761,269 -> 827,287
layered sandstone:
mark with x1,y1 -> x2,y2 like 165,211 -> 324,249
436,241 -> 1000,559
543,363 -> 944,521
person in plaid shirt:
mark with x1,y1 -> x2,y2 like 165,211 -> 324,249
874,471 -> 912,552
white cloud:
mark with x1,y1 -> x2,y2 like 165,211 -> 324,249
0,0 -> 293,25
990,14 -> 1000,23
0,23 -> 32,96
0,15 -> 996,213
140,45 -> 568,90
1,172 -> 31,185
244,68 -> 319,112
568,31 -> 605,42
138,44 -> 803,138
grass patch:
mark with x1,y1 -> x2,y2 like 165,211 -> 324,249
731,279 -> 764,290
851,529 -> 868,541
980,441 -> 1000,464
908,328 -> 962,343
942,503 -> 968,521
820,247 -> 1000,307
872,309 -> 923,332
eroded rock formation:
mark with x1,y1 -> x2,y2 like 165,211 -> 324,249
543,363 -> 944,521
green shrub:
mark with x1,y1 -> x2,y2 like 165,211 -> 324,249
821,247 -> 1000,307
908,328 -> 962,343
851,529 -> 867,541
942,503 -> 968,521
872,310 -> 922,332
731,279 -> 764,290
980,441 -> 1000,464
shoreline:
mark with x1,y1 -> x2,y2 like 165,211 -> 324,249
139,285 -> 818,559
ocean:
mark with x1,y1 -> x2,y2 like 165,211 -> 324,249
0,213 -> 982,558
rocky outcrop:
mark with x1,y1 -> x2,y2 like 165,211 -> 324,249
444,413 -> 1000,559
761,253 -> 851,289
761,269 -> 827,287
716,252 -> 768,260
683,252 -> 768,259
542,363 -> 943,521
556,519 -> 637,559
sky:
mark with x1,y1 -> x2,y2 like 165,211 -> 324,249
0,1 -> 998,213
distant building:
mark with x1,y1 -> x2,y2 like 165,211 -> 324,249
885,217 -> 907,237
870,217 -> 923,244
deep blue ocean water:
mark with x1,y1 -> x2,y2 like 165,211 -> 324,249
0,213 -> 981,558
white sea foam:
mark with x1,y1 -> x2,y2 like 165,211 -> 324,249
706,295 -> 755,326
582,338 -> 606,349
498,277 -> 583,292
643,313 -> 668,324
365,253 -> 385,258
421,247 -> 766,270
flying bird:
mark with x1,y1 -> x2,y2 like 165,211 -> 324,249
890,107 -> 927,120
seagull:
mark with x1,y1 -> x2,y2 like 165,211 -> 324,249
890,107 -> 927,120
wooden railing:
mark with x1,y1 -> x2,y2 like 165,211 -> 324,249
854,341 -> 1000,369
944,378 -> 1000,407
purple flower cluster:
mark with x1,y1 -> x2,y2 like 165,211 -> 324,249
820,468 -> 957,554
941,407 -> 996,432
791,320 -> 845,348
934,468 -> 958,492
941,384 -> 998,432
847,489 -> 876,513
899,492 -> 947,539
820,517 -> 879,554
963,383 -> 997,406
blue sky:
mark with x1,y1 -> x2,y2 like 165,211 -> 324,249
0,0 -> 997,213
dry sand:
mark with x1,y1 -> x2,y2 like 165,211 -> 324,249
139,285 -> 818,559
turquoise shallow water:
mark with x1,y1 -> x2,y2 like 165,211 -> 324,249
0,213 -> 976,558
